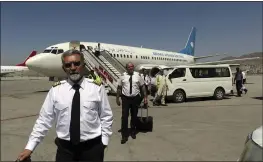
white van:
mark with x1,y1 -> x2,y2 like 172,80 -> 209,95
166,64 -> 233,103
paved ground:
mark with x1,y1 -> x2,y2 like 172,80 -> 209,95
1,75 -> 262,161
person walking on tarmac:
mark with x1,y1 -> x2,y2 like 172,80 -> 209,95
234,67 -> 243,97
16,49 -> 113,162
139,68 -> 151,107
153,70 -> 167,106
140,68 -> 151,94
116,62 -> 147,144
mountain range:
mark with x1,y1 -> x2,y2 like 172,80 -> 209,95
220,52 -> 263,60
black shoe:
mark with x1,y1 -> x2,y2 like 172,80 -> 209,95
121,137 -> 128,144
131,132 -> 136,139
245,89 -> 248,94
160,104 -> 167,106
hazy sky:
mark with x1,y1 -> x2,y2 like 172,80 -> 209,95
1,2 -> 262,65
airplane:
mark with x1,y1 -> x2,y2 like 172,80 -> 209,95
25,27 -> 260,80
1,51 -> 37,77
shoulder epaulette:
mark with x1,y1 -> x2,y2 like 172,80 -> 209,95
85,77 -> 102,86
52,80 -> 66,87
52,81 -> 61,87
93,80 -> 102,86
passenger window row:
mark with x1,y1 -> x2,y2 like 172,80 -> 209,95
151,57 -> 187,62
109,53 -> 133,59
109,53 -> 187,62
83,44 -> 187,62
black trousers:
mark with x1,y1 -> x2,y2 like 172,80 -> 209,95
55,135 -> 104,162
121,94 -> 140,137
243,79 -> 246,84
236,80 -> 242,96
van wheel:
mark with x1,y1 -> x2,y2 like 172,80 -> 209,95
173,90 -> 185,103
214,88 -> 225,100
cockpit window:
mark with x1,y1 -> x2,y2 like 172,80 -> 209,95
51,49 -> 57,54
43,49 -> 52,53
57,49 -> 64,54
43,49 -> 64,54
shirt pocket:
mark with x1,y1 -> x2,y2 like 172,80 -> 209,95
83,101 -> 99,122
54,102 -> 69,124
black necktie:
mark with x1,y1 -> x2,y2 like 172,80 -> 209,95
129,75 -> 132,94
70,84 -> 80,145
144,75 -> 146,81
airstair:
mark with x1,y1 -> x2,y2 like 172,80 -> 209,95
82,49 -> 126,94
99,50 -> 126,76
69,41 -> 126,94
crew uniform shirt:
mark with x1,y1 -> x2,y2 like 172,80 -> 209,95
118,71 -> 144,97
140,74 -> 151,86
25,77 -> 113,151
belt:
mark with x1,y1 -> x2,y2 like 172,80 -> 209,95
55,135 -> 102,148
121,94 -> 140,98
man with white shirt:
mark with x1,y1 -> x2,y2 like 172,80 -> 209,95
17,49 -> 113,162
242,70 -> 247,84
116,62 -> 147,144
140,68 -> 151,94
139,68 -> 151,106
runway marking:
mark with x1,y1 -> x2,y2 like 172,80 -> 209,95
1,114 -> 39,122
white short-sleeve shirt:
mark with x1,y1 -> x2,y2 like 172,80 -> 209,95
118,71 -> 144,97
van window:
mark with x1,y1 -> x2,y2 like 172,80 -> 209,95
169,68 -> 186,78
190,67 -> 230,78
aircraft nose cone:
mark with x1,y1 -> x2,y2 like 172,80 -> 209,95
25,53 -> 66,77
25,53 -> 48,72
26,54 -> 41,68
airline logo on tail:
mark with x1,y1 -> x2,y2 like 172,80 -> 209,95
16,51 -> 37,66
179,27 -> 196,56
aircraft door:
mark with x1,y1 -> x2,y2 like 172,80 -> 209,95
69,41 -> 80,51
80,44 -> 86,51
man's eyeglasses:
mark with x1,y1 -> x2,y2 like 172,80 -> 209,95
64,61 -> 81,68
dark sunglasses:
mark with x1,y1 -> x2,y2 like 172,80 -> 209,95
64,61 -> 81,68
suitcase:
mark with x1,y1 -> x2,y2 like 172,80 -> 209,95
136,104 -> 153,132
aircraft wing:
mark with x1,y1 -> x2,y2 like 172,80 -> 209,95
0,72 -> 13,77
194,53 -> 227,61
194,57 -> 261,65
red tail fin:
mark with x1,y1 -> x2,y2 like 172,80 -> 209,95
16,51 -> 37,66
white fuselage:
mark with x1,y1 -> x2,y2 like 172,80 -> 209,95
1,66 -> 29,76
25,42 -> 195,78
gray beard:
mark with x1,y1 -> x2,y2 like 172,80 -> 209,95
69,73 -> 82,82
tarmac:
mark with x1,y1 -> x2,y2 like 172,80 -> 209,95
1,75 -> 262,161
